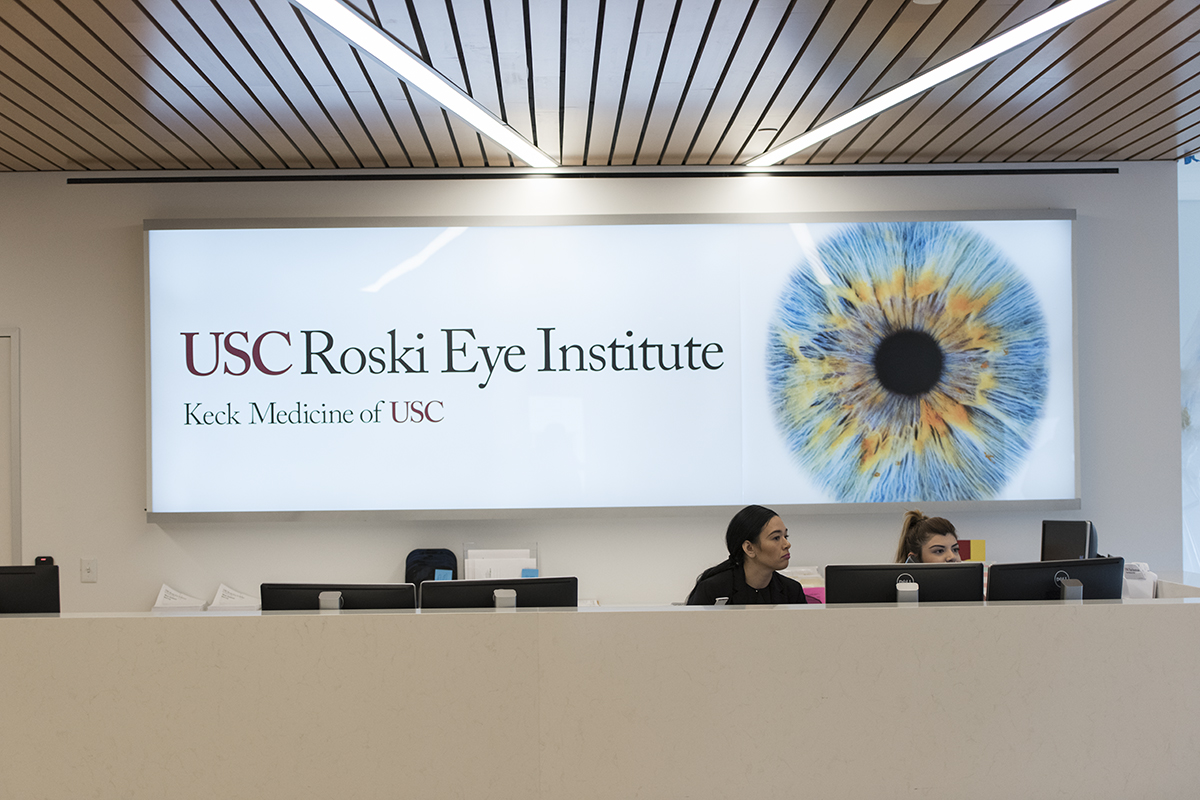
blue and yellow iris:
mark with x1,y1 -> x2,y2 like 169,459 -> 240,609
768,222 -> 1048,502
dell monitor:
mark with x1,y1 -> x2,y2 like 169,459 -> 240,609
0,563 -> 60,613
986,557 -> 1125,601
824,562 -> 984,604
419,576 -> 578,609
260,583 -> 416,611
1041,520 -> 1099,560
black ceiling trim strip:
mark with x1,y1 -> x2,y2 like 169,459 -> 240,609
607,0 -> 646,166
558,0 -> 567,163
521,0 -> 538,148
934,26 -> 1073,163
66,166 -> 1120,184
482,0 -> 508,123
581,0 -> 608,165
441,109 -> 465,167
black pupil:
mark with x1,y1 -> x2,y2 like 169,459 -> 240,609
873,329 -> 944,396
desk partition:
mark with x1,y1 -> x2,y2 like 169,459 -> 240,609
1,601 -> 1198,798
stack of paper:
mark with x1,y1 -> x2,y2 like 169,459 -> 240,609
152,584 -> 207,612
208,583 -> 260,611
464,549 -> 537,580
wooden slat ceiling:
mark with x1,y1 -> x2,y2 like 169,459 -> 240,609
0,0 -> 1197,173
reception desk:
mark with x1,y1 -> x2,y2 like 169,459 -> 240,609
2,600 -> 1199,799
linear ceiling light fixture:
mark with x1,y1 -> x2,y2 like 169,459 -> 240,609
289,0 -> 559,169
745,0 -> 1118,167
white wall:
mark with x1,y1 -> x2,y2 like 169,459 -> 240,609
0,164 -> 1180,611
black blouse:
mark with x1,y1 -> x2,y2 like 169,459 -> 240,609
686,563 -> 808,605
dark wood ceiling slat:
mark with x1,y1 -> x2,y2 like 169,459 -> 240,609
928,4 -> 1143,164
371,0 -> 462,166
0,0 -> 1195,172
1114,103 -> 1200,160
1073,72 -> 1200,160
435,0 -> 515,165
238,0 -> 369,167
0,112 -> 81,168
1025,31 -> 1200,160
623,0 -> 686,165
0,51 -> 140,168
557,0 -> 601,165
837,0 -> 999,164
581,0 -> 645,165
650,0 -> 730,165
67,0 -> 261,168
678,0 -> 791,165
9,0 -> 219,167
180,0 -> 343,168
805,0 -> 920,164
0,4 -> 182,167
692,0 -> 796,165
0,72 -> 124,168
726,0 -> 836,163
865,1 -> 1031,164
969,0 -> 1184,163
821,0 -> 957,164
0,135 -> 42,169
523,0 -> 560,158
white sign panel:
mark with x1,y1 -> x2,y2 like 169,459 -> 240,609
147,219 -> 1074,512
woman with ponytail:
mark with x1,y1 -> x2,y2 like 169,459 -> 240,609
895,510 -> 961,563
686,505 -> 807,605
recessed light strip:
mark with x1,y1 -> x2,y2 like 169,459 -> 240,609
745,0 -> 1118,168
289,0 -> 559,169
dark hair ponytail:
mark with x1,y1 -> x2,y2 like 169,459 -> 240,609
692,505 -> 781,585
725,504 -> 780,565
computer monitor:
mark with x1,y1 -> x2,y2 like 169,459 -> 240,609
419,576 -> 578,609
986,557 -> 1125,601
824,562 -> 984,604
1041,520 -> 1099,560
259,583 -> 416,611
0,564 -> 60,613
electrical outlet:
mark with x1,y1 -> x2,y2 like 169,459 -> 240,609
80,558 -> 98,583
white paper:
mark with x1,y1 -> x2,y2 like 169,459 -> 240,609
209,583 -> 261,609
153,583 -> 207,610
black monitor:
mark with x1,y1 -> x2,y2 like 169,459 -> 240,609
824,562 -> 984,604
986,557 -> 1125,601
419,576 -> 578,609
1041,520 -> 1099,560
260,583 -> 416,611
0,564 -> 60,613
